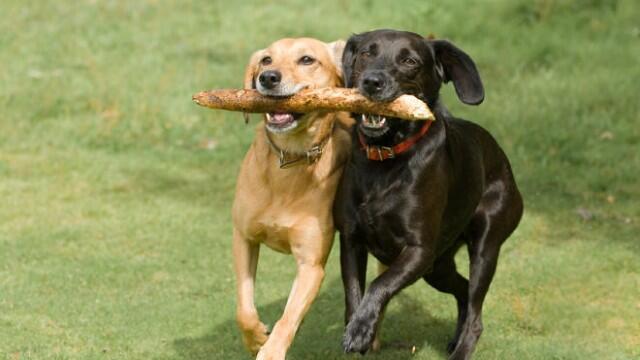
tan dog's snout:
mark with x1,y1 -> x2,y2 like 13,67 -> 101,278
242,38 -> 346,133
255,69 -> 308,97
243,38 -> 346,96
257,70 -> 281,90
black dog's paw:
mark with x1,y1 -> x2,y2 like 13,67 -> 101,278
342,315 -> 376,354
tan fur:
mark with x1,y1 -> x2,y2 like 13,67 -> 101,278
232,38 -> 352,360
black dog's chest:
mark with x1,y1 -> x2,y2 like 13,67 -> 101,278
354,182 -> 412,263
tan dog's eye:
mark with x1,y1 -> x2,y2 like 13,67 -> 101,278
261,56 -> 272,65
402,57 -> 418,66
298,56 -> 315,65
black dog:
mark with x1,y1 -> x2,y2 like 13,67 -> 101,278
333,29 -> 523,360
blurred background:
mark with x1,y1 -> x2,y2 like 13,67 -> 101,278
0,0 -> 638,359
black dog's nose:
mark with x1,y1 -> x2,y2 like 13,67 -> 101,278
258,70 -> 281,89
362,73 -> 385,95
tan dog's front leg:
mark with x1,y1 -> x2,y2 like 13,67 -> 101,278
257,262 -> 325,360
233,228 -> 268,355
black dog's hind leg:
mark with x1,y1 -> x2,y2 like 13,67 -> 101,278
340,230 -> 368,325
449,230 -> 499,360
423,244 -> 469,354
372,262 -> 389,351
449,186 -> 522,360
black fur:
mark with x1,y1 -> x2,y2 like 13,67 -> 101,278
334,29 -> 523,360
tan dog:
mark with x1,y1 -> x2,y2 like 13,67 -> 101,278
232,38 -> 352,360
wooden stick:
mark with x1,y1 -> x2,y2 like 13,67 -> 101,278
192,88 -> 435,121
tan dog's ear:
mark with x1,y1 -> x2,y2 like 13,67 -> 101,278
326,40 -> 346,82
243,49 -> 265,89
242,49 -> 264,123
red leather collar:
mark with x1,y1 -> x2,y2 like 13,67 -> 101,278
359,120 -> 434,161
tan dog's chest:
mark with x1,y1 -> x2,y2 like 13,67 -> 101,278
246,207 -> 310,254
232,131 -> 346,254
234,171 -> 335,254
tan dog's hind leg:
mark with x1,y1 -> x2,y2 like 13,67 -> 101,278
371,261 -> 389,352
233,228 -> 268,354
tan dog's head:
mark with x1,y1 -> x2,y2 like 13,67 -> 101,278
244,38 -> 345,134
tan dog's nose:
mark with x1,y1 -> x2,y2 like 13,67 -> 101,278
258,70 -> 281,89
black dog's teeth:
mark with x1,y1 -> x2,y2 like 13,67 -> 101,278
361,114 -> 387,128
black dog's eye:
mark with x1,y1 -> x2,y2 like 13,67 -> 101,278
360,50 -> 371,57
261,56 -> 272,65
402,57 -> 418,66
299,56 -> 315,65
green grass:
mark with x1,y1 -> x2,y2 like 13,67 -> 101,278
1,0 -> 639,359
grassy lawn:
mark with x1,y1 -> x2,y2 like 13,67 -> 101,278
1,0 -> 639,359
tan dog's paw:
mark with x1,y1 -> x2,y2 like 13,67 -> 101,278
241,321 -> 269,355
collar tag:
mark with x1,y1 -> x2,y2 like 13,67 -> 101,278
359,120 -> 433,161
267,124 -> 334,169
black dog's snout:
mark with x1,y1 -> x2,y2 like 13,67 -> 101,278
259,70 -> 281,89
361,73 -> 386,95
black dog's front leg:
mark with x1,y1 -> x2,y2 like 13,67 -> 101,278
340,231 -> 368,325
343,243 -> 435,353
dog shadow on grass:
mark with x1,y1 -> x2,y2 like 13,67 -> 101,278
160,277 -> 456,360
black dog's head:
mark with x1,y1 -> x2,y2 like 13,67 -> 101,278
343,29 -> 484,139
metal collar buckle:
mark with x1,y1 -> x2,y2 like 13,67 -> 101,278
367,145 -> 394,161
306,145 -> 323,163
380,146 -> 394,159
266,123 -> 334,169
277,150 -> 301,169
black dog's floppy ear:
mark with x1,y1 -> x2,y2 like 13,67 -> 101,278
431,40 -> 484,105
342,34 -> 363,88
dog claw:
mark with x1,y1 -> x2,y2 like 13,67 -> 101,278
342,316 -> 376,354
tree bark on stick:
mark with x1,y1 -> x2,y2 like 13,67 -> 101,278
192,88 -> 435,121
